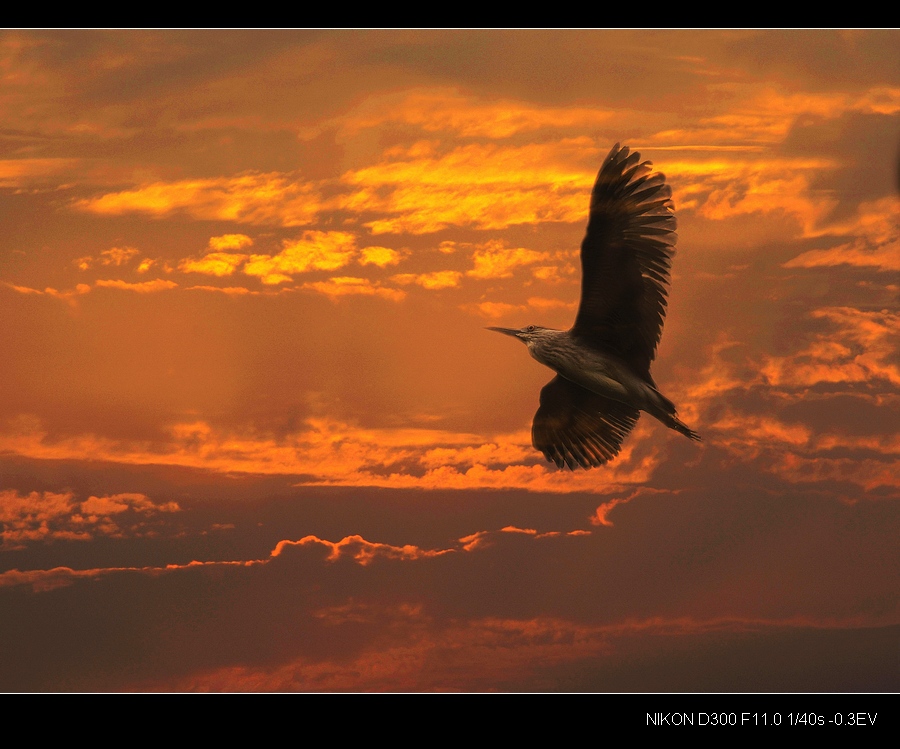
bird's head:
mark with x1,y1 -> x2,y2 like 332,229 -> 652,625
486,325 -> 560,353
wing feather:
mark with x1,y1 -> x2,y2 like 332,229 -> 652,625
532,376 -> 640,470
571,143 -> 677,378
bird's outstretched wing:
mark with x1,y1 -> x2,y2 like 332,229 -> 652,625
571,143 -> 676,379
532,376 -> 640,470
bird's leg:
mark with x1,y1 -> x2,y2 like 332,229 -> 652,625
658,411 -> 701,441
641,385 -> 701,441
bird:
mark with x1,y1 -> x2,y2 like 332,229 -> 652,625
488,143 -> 700,470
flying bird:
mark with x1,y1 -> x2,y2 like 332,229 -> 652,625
488,143 -> 700,469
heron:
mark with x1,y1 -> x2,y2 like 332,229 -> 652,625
488,143 -> 700,470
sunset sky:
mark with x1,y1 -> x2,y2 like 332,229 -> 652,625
1,29 -> 898,691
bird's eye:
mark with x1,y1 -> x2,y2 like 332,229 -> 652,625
527,325 -> 536,332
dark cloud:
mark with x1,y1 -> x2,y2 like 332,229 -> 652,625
5,30 -> 317,105
557,624 -> 900,693
2,453 -> 897,690
726,30 -> 900,90
781,111 -> 900,220
350,30 -> 718,107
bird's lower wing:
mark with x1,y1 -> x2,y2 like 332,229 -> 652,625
532,376 -> 640,470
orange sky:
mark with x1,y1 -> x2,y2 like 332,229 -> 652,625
1,29 -> 898,692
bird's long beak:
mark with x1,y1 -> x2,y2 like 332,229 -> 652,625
486,326 -> 520,338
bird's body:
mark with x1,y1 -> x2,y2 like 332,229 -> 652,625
519,327 -> 637,403
488,144 -> 700,469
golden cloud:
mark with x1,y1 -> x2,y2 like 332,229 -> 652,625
101,246 -> 139,266
340,140 -> 595,234
465,301 -> 528,319
761,307 -> 900,388
359,246 -> 403,267
391,271 -> 462,290
77,173 -> 321,227
74,246 -> 139,271
4,283 -> 47,296
531,266 -> 564,281
94,279 -> 178,293
1,524 -> 588,593
665,157 -> 839,236
272,534 -> 454,566
179,232 -> 366,285
179,252 -> 248,277
0,415 -> 659,494
60,111 -> 607,243
301,87 -> 614,140
0,489 -> 179,550
651,85 -> 900,147
301,276 -> 406,302
769,453 -> 900,492
0,158 -> 80,187
4,282 -> 92,305
464,296 -> 576,320
784,197 -> 900,271
589,487 -> 674,528
185,285 -> 259,295
243,231 -> 357,284
136,258 -> 172,274
785,240 -> 900,273
711,413 -> 812,451
208,234 -> 254,251
0,558 -> 260,593
467,240 -> 549,279
814,431 -> 900,455
675,319 -> 900,493
680,336 -> 749,409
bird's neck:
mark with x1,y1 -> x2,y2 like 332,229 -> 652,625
526,329 -> 572,368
